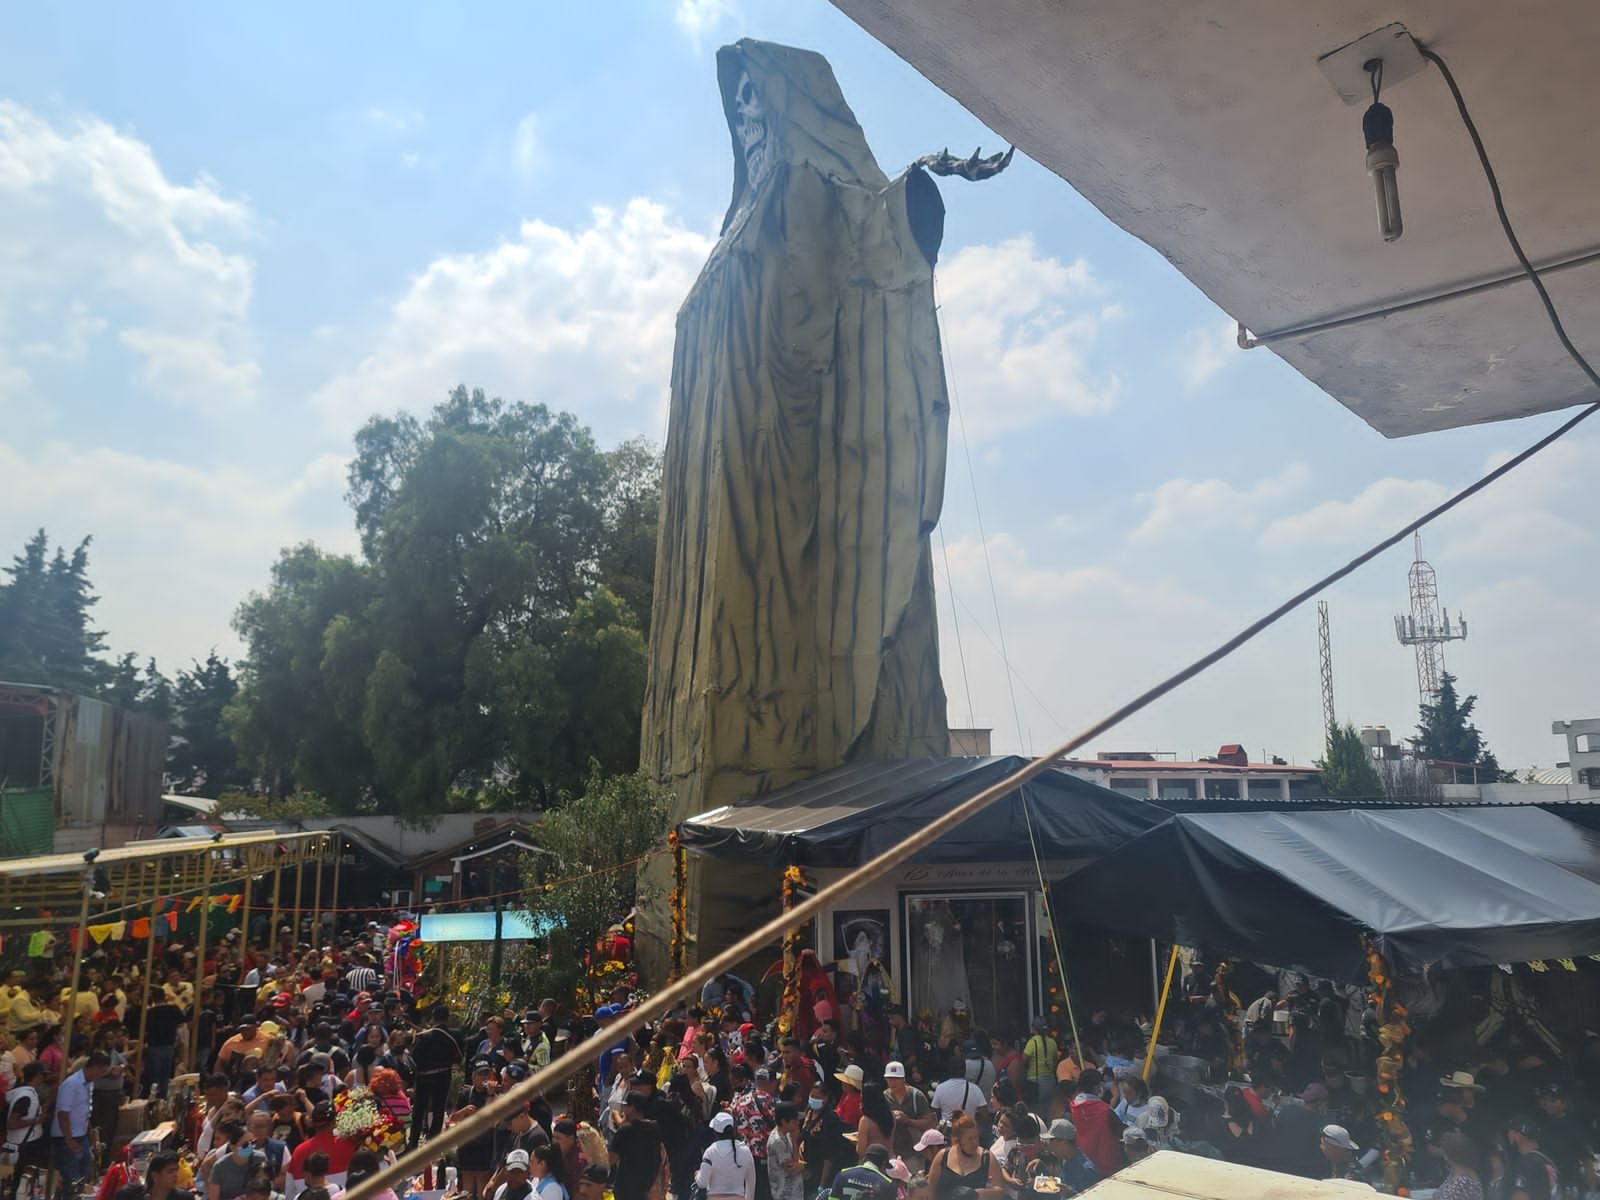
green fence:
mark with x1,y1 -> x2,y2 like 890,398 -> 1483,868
0,791 -> 54,858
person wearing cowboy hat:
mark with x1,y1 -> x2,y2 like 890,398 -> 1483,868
1428,1069 -> 1491,1164
834,1064 -> 866,1129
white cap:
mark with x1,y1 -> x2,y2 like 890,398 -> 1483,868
711,1112 -> 735,1133
884,1061 -> 906,1079
913,1129 -> 946,1152
505,1150 -> 530,1170
1321,1124 -> 1359,1152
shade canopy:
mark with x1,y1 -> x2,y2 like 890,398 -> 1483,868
1052,805 -> 1600,979
677,755 -> 1168,868
830,0 -> 1600,436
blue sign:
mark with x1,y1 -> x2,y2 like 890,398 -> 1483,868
418,910 -> 551,942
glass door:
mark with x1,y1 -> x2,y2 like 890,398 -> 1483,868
904,892 -> 1034,1041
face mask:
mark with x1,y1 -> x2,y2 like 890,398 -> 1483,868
234,1147 -> 252,1162
808,1098 -> 825,1111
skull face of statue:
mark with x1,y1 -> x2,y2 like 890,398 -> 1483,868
733,71 -> 771,190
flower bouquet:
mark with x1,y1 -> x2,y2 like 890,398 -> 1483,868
333,1086 -> 406,1155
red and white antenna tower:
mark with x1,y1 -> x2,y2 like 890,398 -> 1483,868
1393,532 -> 1467,704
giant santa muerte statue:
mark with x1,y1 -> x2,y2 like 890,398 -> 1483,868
640,38 -> 972,967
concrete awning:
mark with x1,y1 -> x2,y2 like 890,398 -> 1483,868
832,1 -> 1600,436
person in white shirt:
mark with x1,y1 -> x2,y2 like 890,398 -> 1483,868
697,1113 -> 756,1200
6,1061 -> 48,1175
930,1055 -> 990,1125
766,1103 -> 806,1200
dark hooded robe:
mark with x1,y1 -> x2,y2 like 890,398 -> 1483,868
642,39 -> 951,888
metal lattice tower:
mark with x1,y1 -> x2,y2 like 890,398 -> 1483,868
1317,600 -> 1336,738
1393,533 -> 1467,704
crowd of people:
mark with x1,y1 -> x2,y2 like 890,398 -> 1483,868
2,924 -> 1598,1200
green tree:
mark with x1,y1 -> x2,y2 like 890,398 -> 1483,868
1318,722 -> 1384,800
168,653 -> 251,796
0,530 -> 109,693
228,386 -> 660,816
104,654 -> 175,720
596,438 -> 662,636
0,531 -> 176,721
521,766 -> 670,1001
225,543 -> 378,811
1414,672 -> 1504,781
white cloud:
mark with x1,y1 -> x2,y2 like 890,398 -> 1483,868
366,107 -> 423,134
1257,477 -> 1451,550
0,348 -> 30,400
938,235 -> 1117,438
0,100 -> 257,410
1443,508 -> 1590,561
21,302 -> 106,360
933,530 -> 1235,750
1180,317 -> 1238,391
400,150 -> 420,169
0,440 -> 355,668
512,113 -> 539,178
674,0 -> 738,44
312,198 -> 715,436
1134,462 -> 1309,541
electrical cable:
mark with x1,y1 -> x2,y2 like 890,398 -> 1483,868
348,47 -> 1600,1200
1413,39 -> 1600,397
937,527 -> 979,730
947,586 -> 1069,740
1020,790 -> 1083,1066
935,282 -> 1029,753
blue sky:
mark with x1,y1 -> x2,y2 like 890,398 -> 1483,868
1,1 -> 1593,770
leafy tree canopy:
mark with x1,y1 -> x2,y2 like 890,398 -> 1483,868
1318,721 -> 1384,801
227,387 -> 661,816
520,765 -> 669,1001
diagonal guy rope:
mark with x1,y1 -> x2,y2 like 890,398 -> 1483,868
351,44 -> 1600,1197
350,389 -> 1595,1198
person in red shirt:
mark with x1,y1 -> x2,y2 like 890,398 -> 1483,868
779,1038 -> 818,1096
287,1101 -> 355,1182
1067,1069 -> 1124,1177
834,1064 -> 865,1129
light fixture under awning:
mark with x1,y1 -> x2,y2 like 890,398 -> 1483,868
831,0 -> 1600,436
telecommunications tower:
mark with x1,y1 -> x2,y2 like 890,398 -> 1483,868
1393,533 -> 1466,705
1317,600 -> 1336,739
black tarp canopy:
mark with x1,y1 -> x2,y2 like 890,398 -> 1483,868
1051,805 -> 1600,980
677,755 -> 1169,868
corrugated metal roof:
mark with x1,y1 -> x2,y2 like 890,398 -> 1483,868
0,829 -> 325,878
161,794 -> 218,816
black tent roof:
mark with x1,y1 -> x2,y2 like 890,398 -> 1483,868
677,756 -> 1170,868
1051,805 -> 1600,980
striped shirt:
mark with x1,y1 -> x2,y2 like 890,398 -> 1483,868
344,966 -> 379,995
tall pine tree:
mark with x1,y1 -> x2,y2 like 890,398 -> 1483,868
0,530 -> 108,692
1414,672 -> 1503,781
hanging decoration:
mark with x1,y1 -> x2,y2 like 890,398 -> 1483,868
1364,937 -> 1414,1192
1211,959 -> 1245,1067
1474,969 -> 1562,1054
668,830 -> 687,981
776,865 -> 810,1035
